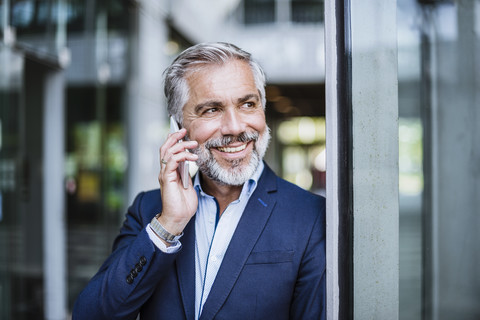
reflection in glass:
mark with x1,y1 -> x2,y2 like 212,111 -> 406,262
399,118 -> 423,196
398,0 -> 480,318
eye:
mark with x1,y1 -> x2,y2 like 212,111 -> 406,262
242,101 -> 256,109
206,107 -> 218,113
202,107 -> 220,116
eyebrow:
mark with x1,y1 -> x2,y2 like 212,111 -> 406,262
237,93 -> 260,105
194,93 -> 261,114
194,101 -> 224,114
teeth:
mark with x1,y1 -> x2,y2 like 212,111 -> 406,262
217,144 -> 247,153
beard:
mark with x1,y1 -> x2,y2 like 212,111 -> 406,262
189,127 -> 271,186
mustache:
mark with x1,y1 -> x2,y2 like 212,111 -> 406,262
204,131 -> 259,149
186,131 -> 260,155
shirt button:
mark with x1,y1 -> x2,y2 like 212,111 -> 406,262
211,256 -> 217,263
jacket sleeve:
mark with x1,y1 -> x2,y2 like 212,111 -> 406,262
289,196 -> 326,320
72,192 -> 180,320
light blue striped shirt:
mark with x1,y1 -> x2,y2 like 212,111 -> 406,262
193,161 -> 264,319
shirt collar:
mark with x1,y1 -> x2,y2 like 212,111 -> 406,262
193,161 -> 264,200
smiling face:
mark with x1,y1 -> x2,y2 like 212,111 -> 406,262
182,59 -> 270,186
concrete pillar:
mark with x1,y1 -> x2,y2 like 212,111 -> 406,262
42,69 -> 66,320
325,0 -> 399,318
127,0 -> 170,203
350,0 -> 399,318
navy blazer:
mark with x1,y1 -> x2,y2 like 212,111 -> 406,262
73,164 -> 326,320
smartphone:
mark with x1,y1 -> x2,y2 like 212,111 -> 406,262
170,116 -> 190,189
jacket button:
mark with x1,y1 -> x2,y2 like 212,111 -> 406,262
131,269 -> 138,277
126,274 -> 134,284
139,256 -> 147,266
135,263 -> 143,273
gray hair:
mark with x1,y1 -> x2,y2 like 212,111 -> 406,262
163,42 -> 267,125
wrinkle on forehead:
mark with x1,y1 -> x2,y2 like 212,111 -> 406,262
186,61 -> 257,102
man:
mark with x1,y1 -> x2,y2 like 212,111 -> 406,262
73,42 -> 326,320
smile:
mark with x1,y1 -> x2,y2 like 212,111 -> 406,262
216,144 -> 247,153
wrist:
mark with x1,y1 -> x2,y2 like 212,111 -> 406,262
156,213 -> 188,236
150,214 -> 184,244
146,224 -> 181,250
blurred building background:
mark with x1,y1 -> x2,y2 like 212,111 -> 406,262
0,0 -> 478,319
0,0 -> 326,319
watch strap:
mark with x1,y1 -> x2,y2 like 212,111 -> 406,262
150,214 -> 183,243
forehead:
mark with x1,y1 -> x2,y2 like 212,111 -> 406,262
185,60 -> 257,97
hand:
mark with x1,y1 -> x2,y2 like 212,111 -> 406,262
157,128 -> 199,236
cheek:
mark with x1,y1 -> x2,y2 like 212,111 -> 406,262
187,121 -> 218,144
250,113 -> 267,133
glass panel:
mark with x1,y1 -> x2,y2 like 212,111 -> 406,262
291,0 -> 324,23
0,48 -> 25,320
244,0 -> 275,24
1,49 -> 51,320
66,85 -> 128,309
397,3 -> 423,318
66,0 -> 87,33
10,0 -> 67,55
104,0 -> 130,31
398,0 -> 480,318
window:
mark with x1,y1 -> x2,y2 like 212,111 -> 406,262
244,0 -> 324,24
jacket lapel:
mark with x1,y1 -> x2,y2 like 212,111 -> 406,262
199,165 -> 278,320
176,218 -> 196,320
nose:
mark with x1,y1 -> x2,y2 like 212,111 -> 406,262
220,108 -> 246,136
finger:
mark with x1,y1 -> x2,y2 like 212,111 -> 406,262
168,138 -> 198,152
159,128 -> 185,159
159,149 -> 198,182
160,140 -> 198,167
159,148 -> 168,171
159,154 -> 197,189
170,150 -> 198,165
166,128 -> 188,146
162,151 -> 198,174
160,158 -> 168,167
160,129 -> 194,162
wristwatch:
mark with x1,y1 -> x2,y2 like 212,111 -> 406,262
150,214 -> 184,243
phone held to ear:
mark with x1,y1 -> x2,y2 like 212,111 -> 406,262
170,116 -> 190,189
